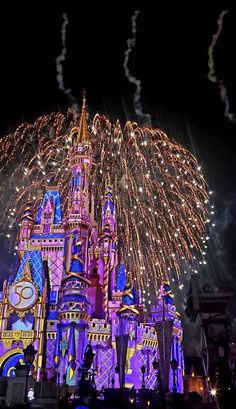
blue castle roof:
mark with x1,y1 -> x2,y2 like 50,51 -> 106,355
115,263 -> 126,291
36,190 -> 62,224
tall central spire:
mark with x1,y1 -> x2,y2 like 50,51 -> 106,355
67,95 -> 92,217
70,93 -> 89,146
77,93 -> 89,144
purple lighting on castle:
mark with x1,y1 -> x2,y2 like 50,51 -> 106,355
0,97 -> 184,392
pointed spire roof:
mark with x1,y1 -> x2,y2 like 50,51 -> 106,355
119,281 -> 139,315
103,175 -> 115,215
158,281 -> 174,305
115,260 -> 126,291
69,93 -> 90,145
21,199 -> 34,223
77,92 -> 89,143
44,197 -> 53,214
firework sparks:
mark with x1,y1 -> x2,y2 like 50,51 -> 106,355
0,109 -> 210,294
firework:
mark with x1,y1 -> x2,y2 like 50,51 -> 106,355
0,108 -> 210,295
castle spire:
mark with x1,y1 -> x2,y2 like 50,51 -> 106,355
70,93 -> 89,145
20,198 -> 34,223
78,92 -> 89,143
18,197 -> 34,258
102,176 -> 115,230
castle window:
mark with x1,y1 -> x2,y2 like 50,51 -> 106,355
43,225 -> 50,233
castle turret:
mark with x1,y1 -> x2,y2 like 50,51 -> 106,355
18,199 -> 34,258
64,95 -> 93,275
151,281 -> 184,393
116,281 -> 139,388
118,282 -> 139,321
98,178 -> 117,318
57,238 -> 91,383
67,95 -> 92,219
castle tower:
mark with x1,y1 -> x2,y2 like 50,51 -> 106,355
98,178 -> 117,318
108,258 -> 127,322
34,187 -> 64,292
56,96 -> 93,385
18,199 -> 34,258
116,281 -> 139,388
64,95 -> 93,274
151,281 -> 184,393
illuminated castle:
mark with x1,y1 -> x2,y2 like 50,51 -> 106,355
0,98 -> 184,391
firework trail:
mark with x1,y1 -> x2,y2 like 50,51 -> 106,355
207,10 -> 235,122
123,10 -> 151,127
55,13 -> 77,109
0,107 -> 210,297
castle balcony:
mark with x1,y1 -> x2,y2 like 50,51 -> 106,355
29,237 -> 64,252
63,215 -> 92,230
0,330 -> 34,349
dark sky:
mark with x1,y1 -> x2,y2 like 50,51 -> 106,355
0,1 -> 236,291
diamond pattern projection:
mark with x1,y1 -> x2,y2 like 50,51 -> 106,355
14,250 -> 43,294
139,349 -> 157,390
46,338 -> 56,368
48,251 -> 64,289
96,348 -> 114,390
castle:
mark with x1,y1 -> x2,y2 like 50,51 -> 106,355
0,98 -> 184,391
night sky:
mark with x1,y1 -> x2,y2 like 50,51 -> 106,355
0,2 -> 236,297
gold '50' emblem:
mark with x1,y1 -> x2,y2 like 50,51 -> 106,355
8,281 -> 38,310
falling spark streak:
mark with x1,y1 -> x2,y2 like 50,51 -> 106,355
55,13 -> 77,108
0,110 -> 209,293
207,10 -> 235,122
123,10 -> 151,127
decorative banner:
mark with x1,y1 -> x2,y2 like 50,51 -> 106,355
156,320 -> 173,392
68,322 -> 76,362
115,334 -> 129,388
60,335 -> 68,357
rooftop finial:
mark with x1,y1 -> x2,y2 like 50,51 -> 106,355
107,172 -> 111,187
82,90 -> 86,109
